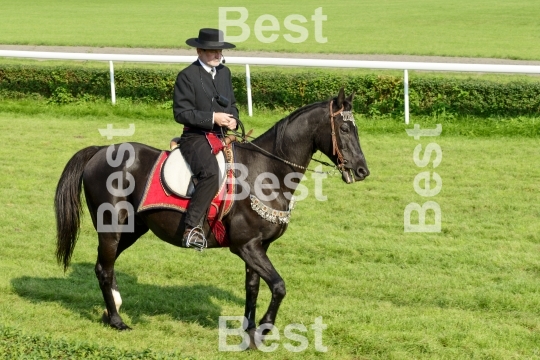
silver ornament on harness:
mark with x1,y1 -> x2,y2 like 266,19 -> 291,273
250,195 -> 295,224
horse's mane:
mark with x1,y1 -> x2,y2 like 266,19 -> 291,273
273,101 -> 326,156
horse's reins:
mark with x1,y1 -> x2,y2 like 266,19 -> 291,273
227,100 -> 347,175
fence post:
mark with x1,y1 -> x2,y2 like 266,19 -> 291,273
404,69 -> 409,124
109,61 -> 116,105
246,64 -> 253,117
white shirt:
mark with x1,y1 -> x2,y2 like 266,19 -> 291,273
198,59 -> 216,79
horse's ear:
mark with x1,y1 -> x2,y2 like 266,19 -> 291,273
346,92 -> 355,104
336,87 -> 345,108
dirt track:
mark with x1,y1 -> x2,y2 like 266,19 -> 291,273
2,45 -> 540,65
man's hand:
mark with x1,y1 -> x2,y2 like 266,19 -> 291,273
214,112 -> 237,130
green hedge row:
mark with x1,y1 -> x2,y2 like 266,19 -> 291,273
1,64 -> 540,117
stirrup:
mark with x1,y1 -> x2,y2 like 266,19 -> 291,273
183,226 -> 207,251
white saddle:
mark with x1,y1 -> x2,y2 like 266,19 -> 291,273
161,147 -> 226,198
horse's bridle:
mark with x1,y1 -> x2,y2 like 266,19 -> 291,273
329,100 -> 346,171
328,100 -> 359,182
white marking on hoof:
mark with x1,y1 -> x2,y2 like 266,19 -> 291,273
112,289 -> 122,312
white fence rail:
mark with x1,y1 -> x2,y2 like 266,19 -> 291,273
2,50 -> 540,123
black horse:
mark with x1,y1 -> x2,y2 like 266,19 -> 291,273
54,88 -> 369,340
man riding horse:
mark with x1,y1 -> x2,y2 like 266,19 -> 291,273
173,28 -> 239,250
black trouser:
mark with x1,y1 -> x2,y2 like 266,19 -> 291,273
178,132 -> 220,228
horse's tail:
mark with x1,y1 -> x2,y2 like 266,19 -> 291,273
55,146 -> 102,271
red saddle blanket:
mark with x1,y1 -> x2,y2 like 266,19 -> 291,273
137,151 -> 234,247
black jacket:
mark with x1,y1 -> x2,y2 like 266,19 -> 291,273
173,60 -> 239,133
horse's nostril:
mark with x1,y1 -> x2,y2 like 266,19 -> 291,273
357,167 -> 369,178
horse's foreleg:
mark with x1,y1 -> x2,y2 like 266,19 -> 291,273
244,264 -> 260,330
243,241 -> 270,331
237,241 -> 286,331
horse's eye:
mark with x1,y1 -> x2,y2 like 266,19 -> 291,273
340,123 -> 350,133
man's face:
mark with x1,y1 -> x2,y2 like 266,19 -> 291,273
197,48 -> 222,67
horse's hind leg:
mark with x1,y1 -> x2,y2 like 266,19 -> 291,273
95,223 -> 148,330
110,224 -> 148,314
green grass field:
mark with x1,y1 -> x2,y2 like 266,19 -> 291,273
1,0 -> 540,60
0,100 -> 539,359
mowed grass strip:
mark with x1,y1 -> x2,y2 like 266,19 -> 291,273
1,0 -> 539,59
0,101 -> 539,359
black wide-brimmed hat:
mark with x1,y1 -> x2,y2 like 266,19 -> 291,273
185,28 -> 236,50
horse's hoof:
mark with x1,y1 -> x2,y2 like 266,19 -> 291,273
110,320 -> 131,331
102,309 -> 131,330
116,323 -> 132,331
246,328 -> 257,350
245,328 -> 263,350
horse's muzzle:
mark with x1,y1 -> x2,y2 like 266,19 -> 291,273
342,166 -> 369,183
